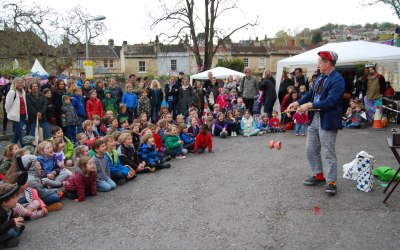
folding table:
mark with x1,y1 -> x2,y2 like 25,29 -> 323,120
383,138 -> 400,203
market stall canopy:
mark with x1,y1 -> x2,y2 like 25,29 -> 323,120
30,59 -> 48,78
190,66 -> 245,85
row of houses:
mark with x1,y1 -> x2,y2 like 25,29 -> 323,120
0,30 -> 319,78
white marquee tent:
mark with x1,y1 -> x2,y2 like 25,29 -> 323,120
31,59 -> 48,77
275,40 -> 400,95
190,66 -> 245,85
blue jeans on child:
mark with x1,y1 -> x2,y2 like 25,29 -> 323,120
65,125 -> 77,144
97,178 -> 117,192
7,227 -> 22,238
295,123 -> 306,135
169,145 -> 184,157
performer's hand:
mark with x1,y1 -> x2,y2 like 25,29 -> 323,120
299,102 -> 313,112
287,102 -> 299,111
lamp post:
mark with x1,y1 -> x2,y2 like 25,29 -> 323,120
85,15 -> 106,60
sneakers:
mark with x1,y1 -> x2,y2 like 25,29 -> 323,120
302,134 -> 305,136
182,148 -> 188,155
46,202 -> 62,212
233,132 -> 237,136
176,154 -> 186,159
303,176 -> 326,186
295,133 -> 299,136
325,182 -> 337,195
258,131 -> 265,136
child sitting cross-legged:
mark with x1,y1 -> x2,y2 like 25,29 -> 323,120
194,124 -> 213,154
269,110 -> 283,132
240,110 -> 260,137
138,134 -> 171,171
257,113 -> 271,135
0,183 -> 25,248
226,111 -> 239,137
92,139 -> 116,192
213,112 -> 229,138
188,117 -> 200,138
49,126 -> 74,166
103,136 -> 136,185
117,132 -> 149,174
0,144 -> 19,180
63,156 -> 97,202
37,141 -> 71,188
179,124 -> 195,152
165,125 -> 187,159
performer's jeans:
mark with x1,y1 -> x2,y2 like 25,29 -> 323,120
306,113 -> 338,182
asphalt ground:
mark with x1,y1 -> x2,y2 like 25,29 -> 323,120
6,125 -> 400,250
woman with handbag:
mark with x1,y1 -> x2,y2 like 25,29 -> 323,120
5,78 -> 28,145
26,82 -> 46,138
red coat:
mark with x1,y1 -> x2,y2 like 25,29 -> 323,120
153,132 -> 163,149
64,171 -> 97,202
86,97 -> 104,119
292,112 -> 309,125
194,132 -> 212,152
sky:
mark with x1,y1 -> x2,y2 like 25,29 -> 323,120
25,0 -> 400,46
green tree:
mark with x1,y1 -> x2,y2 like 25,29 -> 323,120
311,31 -> 322,44
216,58 -> 244,72
274,30 -> 291,45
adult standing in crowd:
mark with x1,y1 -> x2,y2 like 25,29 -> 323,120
76,71 -> 86,88
293,68 -> 309,92
278,69 -> 293,104
51,79 -> 67,127
5,78 -> 28,145
107,78 -> 123,104
175,71 -> 184,89
223,75 -> 237,93
203,71 -> 213,95
129,74 -> 142,96
288,51 -> 344,196
260,69 -> 277,118
362,64 -> 385,123
0,76 -> 12,135
26,82 -> 46,137
206,77 -> 219,111
149,79 -> 163,123
165,76 -> 180,118
239,67 -> 259,114
178,77 -> 193,116
40,74 -> 57,92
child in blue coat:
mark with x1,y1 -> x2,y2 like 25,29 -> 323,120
179,124 -> 195,151
138,134 -> 171,171
103,136 -> 136,185
122,83 -> 138,118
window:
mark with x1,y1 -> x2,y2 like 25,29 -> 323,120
109,59 -> 114,68
243,58 -> 249,68
171,59 -> 177,70
139,61 -> 146,72
104,59 -> 108,68
259,57 -> 265,68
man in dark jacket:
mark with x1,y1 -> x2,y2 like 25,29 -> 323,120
26,82 -> 46,137
40,75 -> 56,92
288,50 -> 344,196
165,76 -> 180,118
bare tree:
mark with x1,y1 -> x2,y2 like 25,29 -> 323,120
362,0 -> 400,20
151,0 -> 258,71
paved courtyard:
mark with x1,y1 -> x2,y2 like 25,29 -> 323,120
8,126 -> 400,249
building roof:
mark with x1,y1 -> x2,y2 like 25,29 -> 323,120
87,45 -> 119,58
231,44 -> 268,55
269,45 -> 303,55
159,43 -> 187,53
124,44 -> 156,56
0,31 -> 56,58
113,46 -> 122,57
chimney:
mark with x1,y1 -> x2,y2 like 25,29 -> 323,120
108,39 -> 115,48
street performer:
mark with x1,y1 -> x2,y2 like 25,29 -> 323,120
288,51 -> 344,196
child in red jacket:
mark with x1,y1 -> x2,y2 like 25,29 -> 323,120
194,124 -> 214,154
63,156 -> 97,202
86,90 -> 104,119
269,110 -> 282,132
292,109 -> 309,136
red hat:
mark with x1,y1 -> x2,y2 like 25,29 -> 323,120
318,51 -> 338,61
